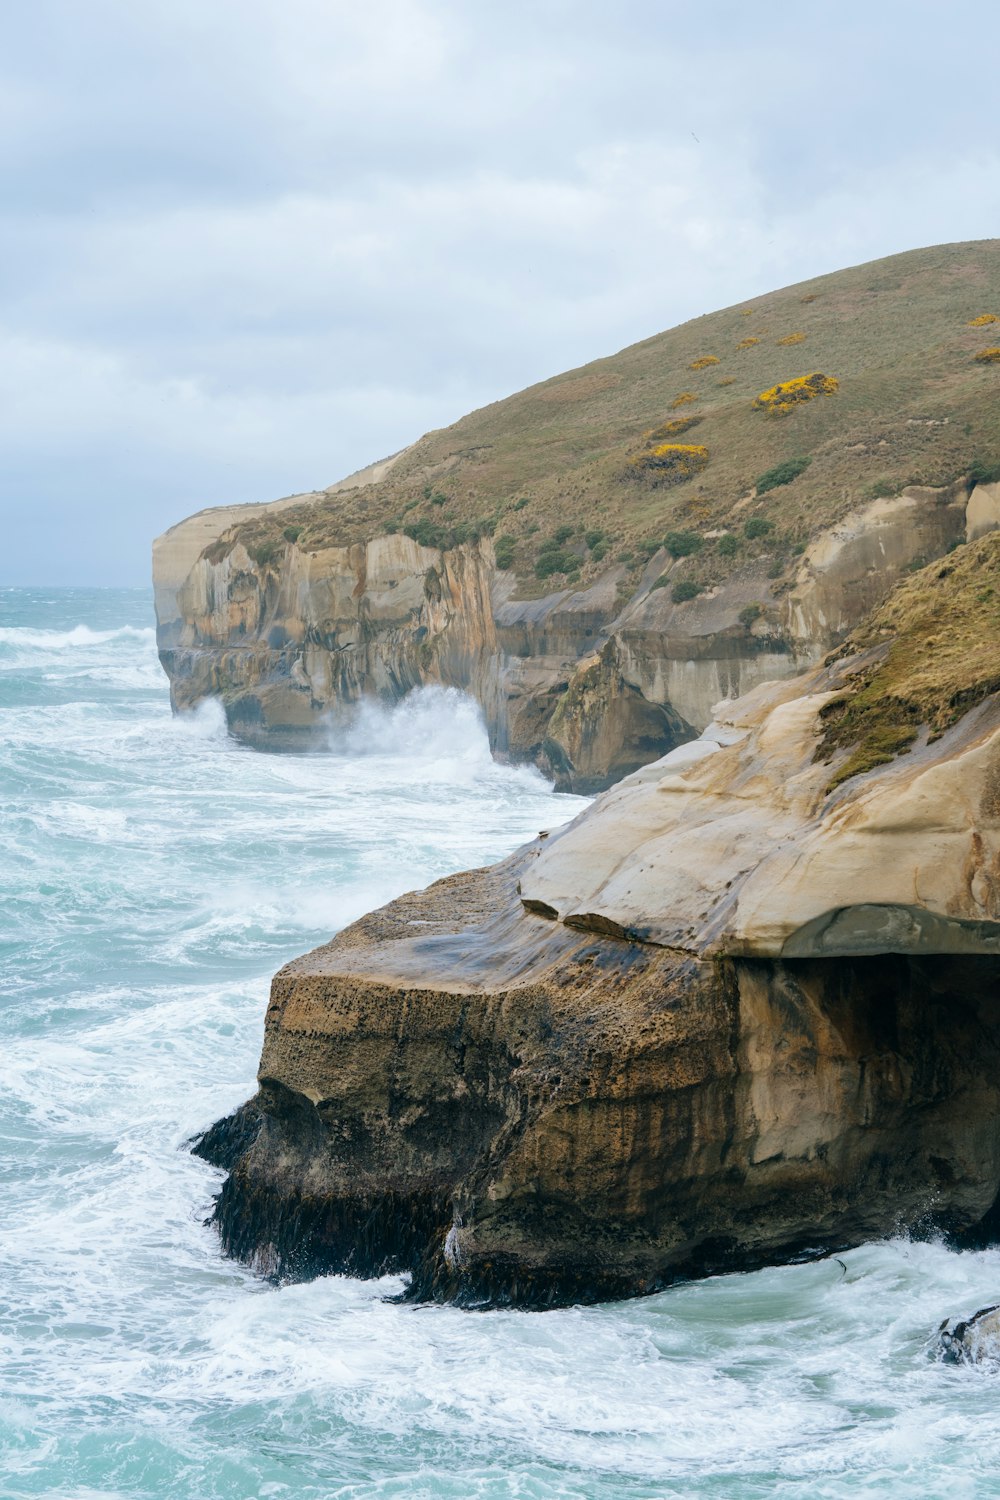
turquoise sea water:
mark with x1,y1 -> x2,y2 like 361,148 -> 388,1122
2,586 -> 1000,1500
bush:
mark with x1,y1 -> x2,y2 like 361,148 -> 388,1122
672,579 -> 703,603
736,337 -> 759,351
738,603 -> 762,629
689,356 -> 720,370
493,535 -> 516,570
629,443 -> 710,485
248,539 -> 281,567
744,517 -> 775,540
753,372 -> 839,414
664,529 -> 704,558
755,456 -> 812,494
644,417 -> 702,440
534,549 -> 577,579
974,347 -> 1000,364
969,459 -> 1000,485
552,524 -> 575,545
717,533 -> 740,557
585,529 -> 605,549
282,525 -> 302,543
590,541 -> 608,562
776,331 -> 806,346
430,491 -> 448,506
513,496 -> 531,510
636,539 -> 662,557
967,314 -> 1000,327
670,391 -> 697,409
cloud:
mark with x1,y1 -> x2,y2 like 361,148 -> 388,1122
0,0 -> 997,583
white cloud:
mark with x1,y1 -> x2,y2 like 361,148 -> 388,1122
0,0 -> 997,582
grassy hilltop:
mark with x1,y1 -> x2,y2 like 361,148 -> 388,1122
222,240 -> 1000,598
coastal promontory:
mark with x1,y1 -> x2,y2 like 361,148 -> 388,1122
176,241 -> 1000,1304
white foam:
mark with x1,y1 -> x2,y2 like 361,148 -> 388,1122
6,599 -> 1000,1498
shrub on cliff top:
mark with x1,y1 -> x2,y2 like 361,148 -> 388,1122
644,416 -> 702,440
493,535 -> 516,570
671,579 -> 703,602
534,548 -> 578,579
974,347 -> 1000,364
753,372 -> 839,414
664,529 -> 704,558
756,455 -> 812,494
743,516 -> 775,540
628,443 -> 709,485
248,539 -> 281,567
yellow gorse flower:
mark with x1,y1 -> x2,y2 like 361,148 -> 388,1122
974,347 -> 1000,364
753,372 -> 839,414
689,356 -> 721,370
777,331 -> 806,346
967,314 -> 1000,327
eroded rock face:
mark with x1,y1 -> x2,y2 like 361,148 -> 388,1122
198,659 -> 1000,1305
155,479 -> 998,789
520,662 -> 1000,958
199,855 -> 1000,1305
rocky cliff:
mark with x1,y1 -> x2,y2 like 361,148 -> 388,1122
197,534 -> 1000,1305
156,240 -> 1000,790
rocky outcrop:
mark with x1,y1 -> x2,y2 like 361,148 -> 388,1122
938,1304 -> 1000,1365
198,604 -> 1000,1305
156,476 -> 993,788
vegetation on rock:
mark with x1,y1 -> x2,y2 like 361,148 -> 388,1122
753,372 -> 839,414
201,242 -> 1000,605
818,531 -> 1000,788
756,456 -> 812,494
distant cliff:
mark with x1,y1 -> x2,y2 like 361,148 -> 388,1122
155,240 -> 1000,790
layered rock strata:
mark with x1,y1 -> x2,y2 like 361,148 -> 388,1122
157,477 -> 995,788
198,642 -> 1000,1305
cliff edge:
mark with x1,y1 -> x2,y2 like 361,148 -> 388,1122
156,241 -> 1000,790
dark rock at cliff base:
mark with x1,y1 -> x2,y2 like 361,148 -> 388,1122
197,851 -> 1000,1306
938,1304 -> 1000,1365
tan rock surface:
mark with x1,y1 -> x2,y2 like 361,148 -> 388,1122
520,660 -> 1000,957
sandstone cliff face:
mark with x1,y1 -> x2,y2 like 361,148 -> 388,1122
157,477 -> 992,788
198,630 -> 1000,1305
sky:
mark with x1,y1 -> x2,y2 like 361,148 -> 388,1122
1,0 -> 998,585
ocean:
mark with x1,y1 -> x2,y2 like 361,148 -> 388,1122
2,585 -> 999,1500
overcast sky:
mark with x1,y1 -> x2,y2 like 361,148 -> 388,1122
1,0 -> 998,585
